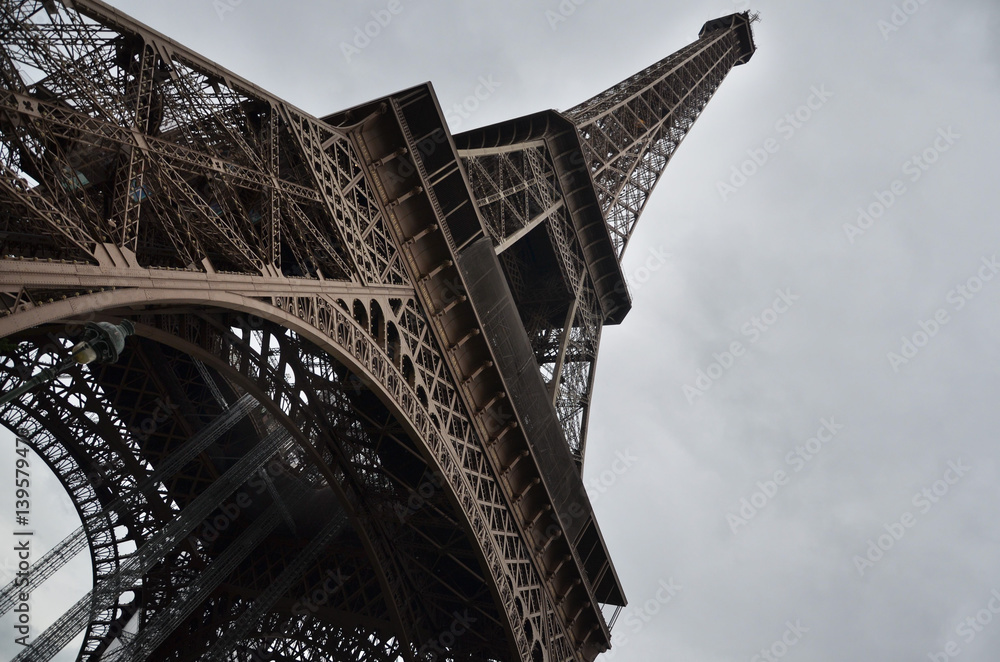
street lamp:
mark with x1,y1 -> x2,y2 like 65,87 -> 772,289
0,320 -> 135,406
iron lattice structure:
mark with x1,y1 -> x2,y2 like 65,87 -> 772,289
0,2 -> 755,660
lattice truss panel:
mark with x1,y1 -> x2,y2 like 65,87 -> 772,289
463,145 -> 560,249
0,3 -> 756,660
0,0 -> 406,284
0,326 -> 338,660
0,290 -> 581,661
258,293 -> 580,662
0,314 -> 485,660
462,144 -> 602,459
0,337 -> 175,658
125,315 -> 466,662
567,27 -> 741,257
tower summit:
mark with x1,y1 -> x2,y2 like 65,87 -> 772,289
570,12 -> 758,257
458,11 -> 756,465
0,3 -> 755,660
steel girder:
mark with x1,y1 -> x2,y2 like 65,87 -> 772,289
457,14 -> 755,464
0,1 -> 757,659
567,21 -> 752,257
461,143 -> 602,462
0,279 -> 587,660
0,0 -> 405,282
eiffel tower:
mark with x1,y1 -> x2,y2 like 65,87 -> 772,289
0,2 -> 756,660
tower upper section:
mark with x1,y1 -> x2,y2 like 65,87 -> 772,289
452,13 -> 758,463
566,12 -> 758,257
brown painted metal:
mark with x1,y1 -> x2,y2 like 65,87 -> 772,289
0,1 -> 755,660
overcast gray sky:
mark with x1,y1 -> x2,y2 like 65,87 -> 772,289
2,0 -> 999,660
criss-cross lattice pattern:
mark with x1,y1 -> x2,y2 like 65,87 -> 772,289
0,288 -> 583,660
0,0 -> 406,283
0,3 -> 756,660
462,143 -> 602,459
567,26 -> 743,257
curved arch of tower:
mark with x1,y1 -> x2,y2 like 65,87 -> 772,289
0,1 -> 756,660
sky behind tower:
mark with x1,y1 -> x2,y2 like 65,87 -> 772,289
2,0 -> 999,660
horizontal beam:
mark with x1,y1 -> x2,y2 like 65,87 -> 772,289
0,259 -> 414,300
494,201 -> 564,255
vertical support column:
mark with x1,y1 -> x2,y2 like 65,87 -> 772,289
265,105 -> 282,271
109,40 -> 157,253
548,295 -> 580,406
